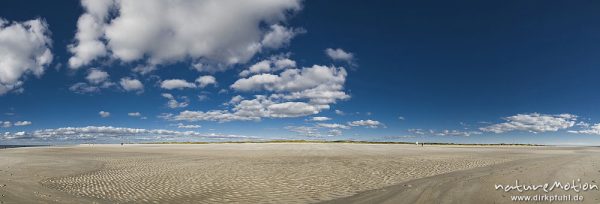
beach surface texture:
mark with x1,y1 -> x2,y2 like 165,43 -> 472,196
1,144 -> 599,203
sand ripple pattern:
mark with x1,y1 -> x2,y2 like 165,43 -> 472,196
40,146 -> 505,203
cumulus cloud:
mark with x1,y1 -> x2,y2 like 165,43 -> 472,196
14,121 -> 32,126
267,102 -> 321,117
85,68 -> 109,84
119,77 -> 144,92
225,95 -> 244,106
348,120 -> 384,128
327,129 -> 343,136
408,128 -> 427,135
196,75 -> 217,88
232,65 -> 346,93
316,123 -> 350,129
1,121 -> 11,128
480,113 -> 577,133
0,126 -> 251,142
325,48 -> 353,63
67,0 -> 112,68
70,68 -> 115,94
176,124 -> 201,129
286,123 -> 346,137
0,18 -> 53,95
576,121 -> 590,128
261,24 -> 304,49
309,116 -> 331,121
69,82 -> 101,94
285,126 -> 320,137
68,0 -> 302,70
434,129 -> 481,137
239,56 -> 297,77
408,128 -> 481,137
162,93 -> 189,109
232,64 -> 350,105
128,112 -> 141,117
167,94 -> 332,122
160,79 -> 196,90
568,123 -> 600,135
169,61 -> 350,122
99,111 -> 110,118
167,110 -> 247,122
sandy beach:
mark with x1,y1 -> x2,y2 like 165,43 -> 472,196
1,144 -> 599,203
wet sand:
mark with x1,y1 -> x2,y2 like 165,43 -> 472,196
0,144 -> 598,203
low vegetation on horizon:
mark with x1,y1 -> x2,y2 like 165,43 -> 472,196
146,140 -> 543,146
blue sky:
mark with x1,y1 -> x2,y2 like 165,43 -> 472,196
2,0 -> 600,145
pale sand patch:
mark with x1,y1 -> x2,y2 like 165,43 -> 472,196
0,144 -> 585,203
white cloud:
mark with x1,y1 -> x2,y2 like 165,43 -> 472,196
232,65 -> 349,105
67,0 -> 112,68
568,123 -> 600,135
128,112 -> 141,117
170,110 -> 251,122
170,98 -> 325,122
335,110 -> 345,115
327,129 -> 343,136
434,129 -> 481,137
267,102 -> 321,117
232,65 -> 347,93
408,128 -> 481,137
261,24 -> 304,49
576,121 -> 590,128
69,82 -> 101,94
273,57 -> 296,70
99,111 -> 110,118
231,74 -> 280,91
162,93 -> 189,109
480,113 -> 577,133
14,121 -> 32,126
171,62 -> 349,122
0,18 -> 53,95
196,75 -> 216,88
316,123 -> 350,129
240,61 -> 269,77
225,95 -> 244,105
1,121 -> 11,128
1,126 -> 251,141
309,116 -> 331,121
119,77 -> 144,92
239,56 -> 297,78
285,126 -> 320,137
176,124 -> 201,129
85,68 -> 109,84
285,124 -> 344,137
348,120 -> 384,128
197,94 -> 209,101
160,79 -> 196,90
168,94 -> 328,122
325,48 -> 353,63
68,0 -> 302,70
408,129 -> 427,135
398,116 -> 405,120
132,65 -> 157,75
70,69 -> 115,94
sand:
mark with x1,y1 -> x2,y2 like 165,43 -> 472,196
0,144 -> 599,203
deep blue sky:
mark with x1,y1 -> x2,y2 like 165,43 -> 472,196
1,0 -> 600,145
